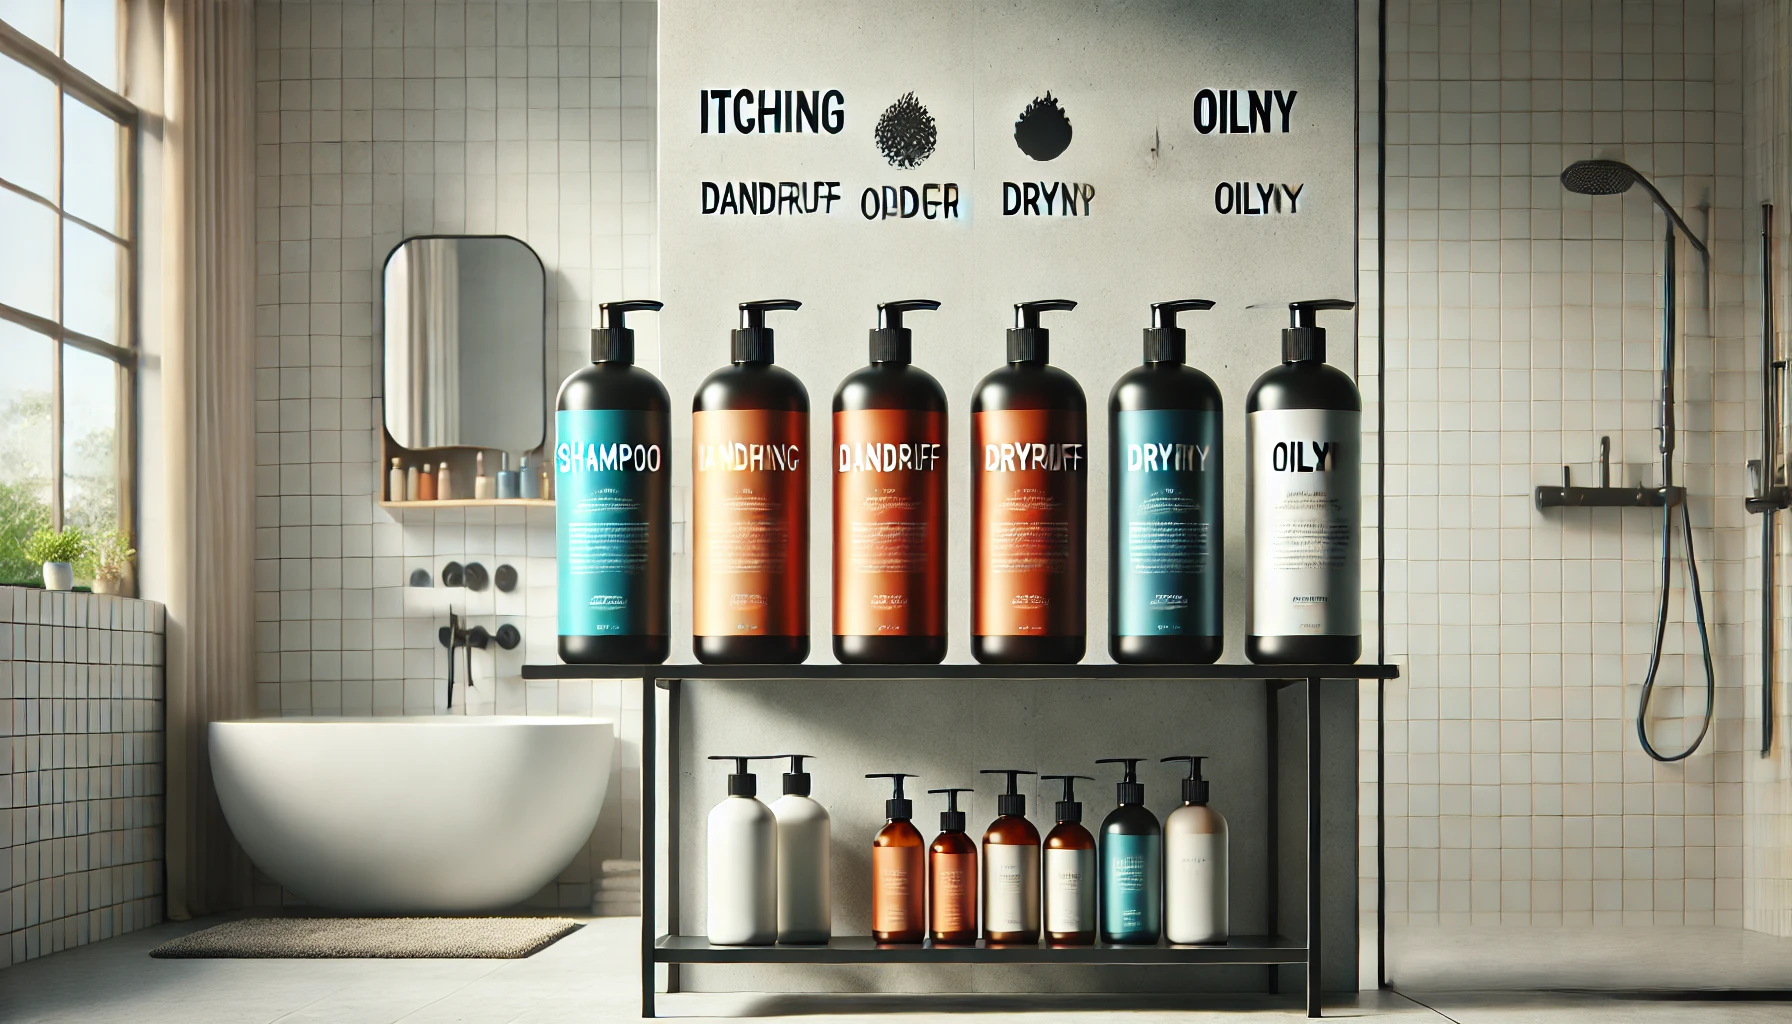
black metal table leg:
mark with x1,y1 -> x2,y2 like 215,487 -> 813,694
1306,675 -> 1321,1018
1266,679 -> 1281,996
642,673 -> 657,1018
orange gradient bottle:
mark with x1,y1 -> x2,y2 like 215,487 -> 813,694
928,788 -> 977,943
866,774 -> 924,943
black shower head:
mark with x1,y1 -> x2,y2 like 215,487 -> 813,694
1560,159 -> 1707,255
1560,159 -> 1636,196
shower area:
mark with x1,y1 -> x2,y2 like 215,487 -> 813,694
1367,0 -> 1792,996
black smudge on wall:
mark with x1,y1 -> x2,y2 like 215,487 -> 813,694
1014,92 -> 1072,161
875,92 -> 938,170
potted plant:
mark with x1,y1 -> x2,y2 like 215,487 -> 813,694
25,527 -> 86,592
83,528 -> 136,596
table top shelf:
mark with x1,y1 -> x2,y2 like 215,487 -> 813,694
525,662 -> 1397,681
655,934 -> 1307,965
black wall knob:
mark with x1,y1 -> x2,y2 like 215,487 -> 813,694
465,562 -> 489,592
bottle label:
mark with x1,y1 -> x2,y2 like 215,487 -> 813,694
692,409 -> 809,637
872,845 -> 924,935
1101,832 -> 1162,938
982,842 -> 1040,934
833,409 -> 946,638
972,409 -> 1087,637
1166,830 -> 1228,943
1246,408 -> 1360,637
930,851 -> 975,934
1114,409 -> 1222,637
1044,846 -> 1096,934
554,409 -> 668,638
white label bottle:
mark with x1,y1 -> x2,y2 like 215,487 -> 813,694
1162,756 -> 1228,944
1040,774 -> 1097,944
769,756 -> 831,944
706,756 -> 777,945
979,769 -> 1041,943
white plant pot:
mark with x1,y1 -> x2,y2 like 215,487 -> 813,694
42,562 -> 74,591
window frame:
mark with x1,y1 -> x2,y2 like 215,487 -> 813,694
0,4 -> 137,557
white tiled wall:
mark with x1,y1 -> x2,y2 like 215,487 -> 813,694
0,588 -> 165,969
1367,0 -> 1753,929
251,0 -> 657,909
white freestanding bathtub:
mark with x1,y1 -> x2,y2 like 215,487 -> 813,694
211,716 -> 613,913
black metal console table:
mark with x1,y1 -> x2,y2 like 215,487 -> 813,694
522,662 -> 1399,1018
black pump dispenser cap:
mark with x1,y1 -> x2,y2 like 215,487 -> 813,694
1041,774 -> 1093,824
980,769 -> 1036,818
1143,299 -> 1215,364
732,299 -> 801,363
1096,758 -> 1146,806
779,754 -> 814,797
590,299 -> 663,363
1007,299 -> 1076,363
867,773 -> 919,820
708,754 -> 776,798
1162,755 -> 1211,805
1250,299 -> 1354,363
870,299 -> 941,364
929,787 -> 973,832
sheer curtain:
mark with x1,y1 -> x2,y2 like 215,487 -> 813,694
160,0 -> 256,919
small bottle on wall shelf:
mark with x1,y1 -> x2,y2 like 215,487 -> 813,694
405,463 -> 420,502
417,464 -> 436,502
389,458 -> 404,503
474,451 -> 494,499
927,788 -> 977,944
437,461 -> 452,500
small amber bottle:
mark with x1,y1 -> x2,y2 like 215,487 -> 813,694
979,769 -> 1041,944
928,788 -> 977,944
866,774 -> 924,943
1040,774 -> 1097,945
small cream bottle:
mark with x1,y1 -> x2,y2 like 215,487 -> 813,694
437,461 -> 452,501
405,464 -> 420,502
1161,756 -> 1228,944
388,458 -> 405,502
474,452 -> 494,499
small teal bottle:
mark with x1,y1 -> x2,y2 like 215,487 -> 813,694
1095,757 -> 1161,944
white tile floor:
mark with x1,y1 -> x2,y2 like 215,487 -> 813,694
1,916 -> 1790,1023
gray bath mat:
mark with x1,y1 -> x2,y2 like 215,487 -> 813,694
149,917 -> 582,959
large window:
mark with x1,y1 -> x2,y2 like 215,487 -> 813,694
0,1 -> 135,584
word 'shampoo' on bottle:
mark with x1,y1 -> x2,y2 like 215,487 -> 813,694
692,300 -> 810,665
1109,299 -> 1223,664
1245,299 -> 1361,665
971,300 -> 1087,664
556,300 -> 670,665
833,300 -> 948,664
705,756 -> 778,946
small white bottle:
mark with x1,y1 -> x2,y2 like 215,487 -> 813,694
405,464 -> 420,501
1162,756 -> 1228,944
707,755 -> 777,945
437,461 -> 452,501
474,451 -> 494,499
388,458 -> 405,502
769,754 -> 831,944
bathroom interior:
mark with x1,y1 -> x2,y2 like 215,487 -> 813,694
5,0 -> 1792,1021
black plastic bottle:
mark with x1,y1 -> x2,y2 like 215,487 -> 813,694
1109,300 -> 1223,664
971,300 -> 1087,665
691,300 -> 810,665
1245,299 -> 1361,665
555,300 -> 670,665
1094,757 -> 1161,944
833,300 -> 948,664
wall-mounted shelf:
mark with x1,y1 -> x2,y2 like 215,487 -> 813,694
571,661 -> 1395,1018
380,498 -> 554,509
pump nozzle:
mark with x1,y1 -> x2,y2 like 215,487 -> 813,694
866,772 -> 919,819
928,787 -> 974,832
979,768 -> 1037,818
1247,298 -> 1354,363
1144,299 -> 1216,363
708,754 -> 779,798
1095,757 -> 1147,805
1040,773 -> 1094,823
732,299 -> 802,363
1161,755 -> 1211,806
592,299 -> 663,364
870,299 -> 941,364
1007,299 -> 1077,363
777,754 -> 815,797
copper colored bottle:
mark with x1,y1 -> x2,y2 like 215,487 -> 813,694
866,773 -> 924,943
979,769 -> 1041,944
927,788 -> 977,943
1040,774 -> 1097,945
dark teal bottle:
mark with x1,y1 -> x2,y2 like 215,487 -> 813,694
1095,757 -> 1161,944
1108,300 -> 1223,664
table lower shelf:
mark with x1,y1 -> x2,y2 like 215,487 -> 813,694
655,934 -> 1305,965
